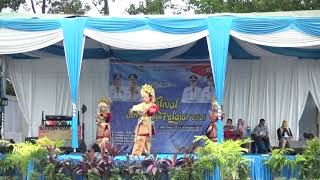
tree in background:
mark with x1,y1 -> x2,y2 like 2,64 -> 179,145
186,0 -> 320,14
29,0 -> 90,14
0,0 -> 25,12
126,0 -> 170,15
91,0 -> 113,15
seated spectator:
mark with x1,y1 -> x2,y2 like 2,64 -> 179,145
224,119 -> 236,140
224,119 -> 235,131
277,120 -> 293,148
254,119 -> 271,153
236,118 -> 246,138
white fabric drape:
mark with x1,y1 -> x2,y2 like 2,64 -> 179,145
0,28 -> 64,54
307,59 -> 320,110
150,41 -> 197,61
7,56 -> 110,148
230,29 -> 320,47
8,58 -> 72,137
224,57 -> 311,145
84,29 -> 208,50
4,95 -> 25,142
78,60 -> 110,149
233,38 -> 281,57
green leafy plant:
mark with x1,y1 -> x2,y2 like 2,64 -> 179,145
168,142 -> 203,180
42,163 -> 71,180
74,149 -> 103,177
193,136 -> 250,180
264,148 -> 294,179
0,154 -> 18,179
119,155 -> 146,180
299,138 -> 320,179
0,137 -> 68,180
28,137 -> 70,180
140,154 -> 170,180
7,142 -> 47,178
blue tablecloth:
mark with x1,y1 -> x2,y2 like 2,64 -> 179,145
203,154 -> 298,180
1,153 -> 300,180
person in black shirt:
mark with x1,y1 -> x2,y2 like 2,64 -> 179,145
277,120 -> 293,148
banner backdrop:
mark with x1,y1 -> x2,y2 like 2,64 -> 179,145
109,61 -> 215,153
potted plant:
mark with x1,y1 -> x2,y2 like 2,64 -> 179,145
167,143 -> 201,180
299,138 -> 320,179
264,148 -> 295,180
193,136 -> 250,180
141,154 -> 172,180
2,140 -> 48,179
119,155 -> 146,180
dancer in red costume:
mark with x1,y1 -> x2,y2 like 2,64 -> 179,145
96,97 -> 112,152
130,84 -> 159,156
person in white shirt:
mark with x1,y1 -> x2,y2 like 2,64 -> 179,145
110,74 -> 125,101
181,75 -> 202,103
200,73 -> 216,103
254,119 -> 271,153
125,74 -> 141,102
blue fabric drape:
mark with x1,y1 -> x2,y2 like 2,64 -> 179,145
260,45 -> 320,59
41,45 -> 109,59
203,155 -> 298,180
110,48 -> 171,62
232,18 -> 292,34
244,155 -> 298,180
26,160 -> 34,180
0,19 -> 61,31
295,18 -> 320,37
232,17 -> 320,37
86,17 -> 207,34
207,17 -> 233,143
148,18 -> 208,34
174,37 -> 259,60
61,18 -> 87,149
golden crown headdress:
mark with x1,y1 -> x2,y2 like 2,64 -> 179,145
141,84 -> 155,96
97,97 -> 112,106
210,100 -> 224,113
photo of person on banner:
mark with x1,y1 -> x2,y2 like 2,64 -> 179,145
181,74 -> 202,103
125,74 -> 141,101
130,84 -> 159,156
200,73 -> 216,103
110,74 -> 125,101
96,97 -> 112,152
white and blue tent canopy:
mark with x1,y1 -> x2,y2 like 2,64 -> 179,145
2,11 -> 320,148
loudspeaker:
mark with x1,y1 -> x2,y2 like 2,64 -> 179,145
0,139 -> 14,154
81,105 -> 87,114
25,137 -> 38,144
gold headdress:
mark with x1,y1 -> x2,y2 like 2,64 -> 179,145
210,100 -> 218,112
97,97 -> 112,106
141,84 -> 155,102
